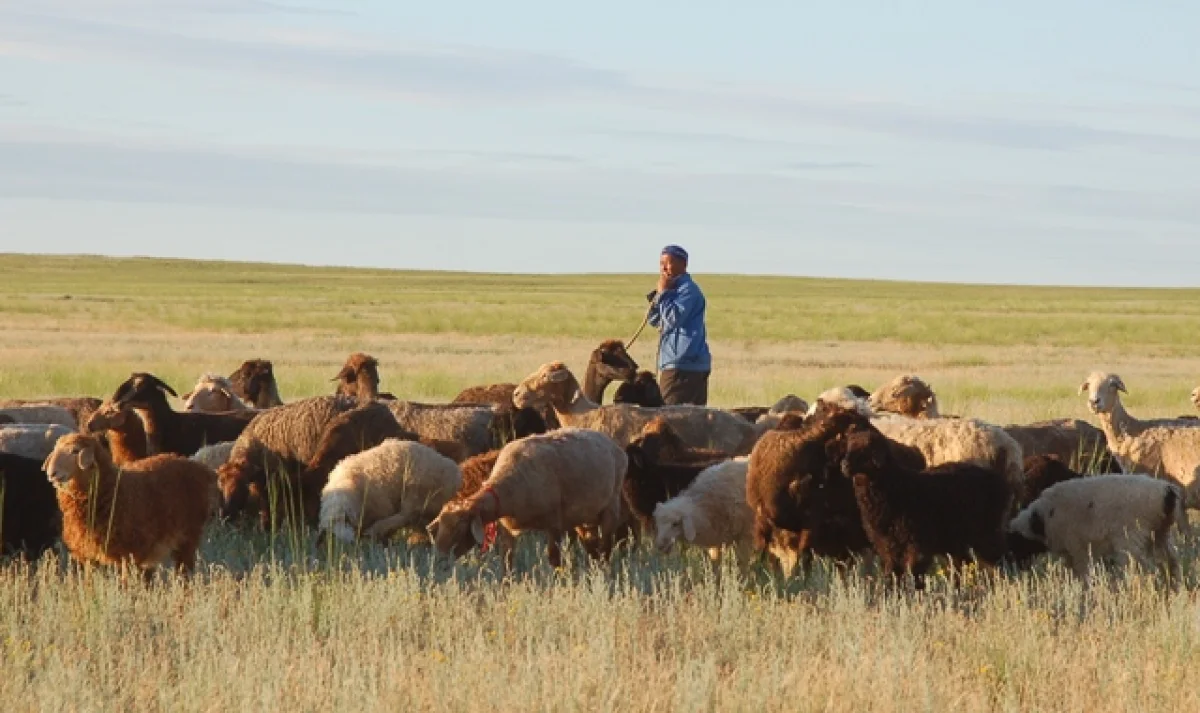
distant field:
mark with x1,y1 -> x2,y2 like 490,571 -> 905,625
4,253 -> 1200,712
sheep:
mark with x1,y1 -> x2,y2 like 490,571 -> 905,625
42,433 -> 219,576
191,442 -> 235,471
839,425 -> 1013,588
807,386 -> 873,416
652,458 -> 753,573
623,425 -> 729,532
1003,419 -> 1120,473
216,395 -> 358,524
1003,455 -> 1091,566
580,339 -> 641,404
0,404 -> 77,429
451,383 -> 558,434
1081,371 -> 1200,505
228,359 -> 284,409
0,424 -> 75,460
107,373 -> 256,457
1008,473 -> 1189,582
182,373 -> 254,413
0,453 -> 61,559
613,371 -> 665,407
868,375 -> 940,418
750,394 -> 813,435
386,401 -> 505,457
0,397 -> 103,428
318,439 -> 462,544
83,402 -> 148,465
332,352 -> 395,403
427,428 -> 627,567
513,362 -> 757,455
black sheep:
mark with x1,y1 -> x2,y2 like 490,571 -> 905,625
1,453 -> 61,559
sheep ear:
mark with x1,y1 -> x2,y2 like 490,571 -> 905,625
470,516 -> 486,544
1114,378 -> 1127,394
77,446 -> 95,471
41,452 -> 54,474
1078,382 -> 1088,394
681,512 -> 696,543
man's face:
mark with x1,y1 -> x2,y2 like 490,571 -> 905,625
660,253 -> 687,279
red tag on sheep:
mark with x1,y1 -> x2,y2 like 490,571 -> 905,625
481,522 -> 499,553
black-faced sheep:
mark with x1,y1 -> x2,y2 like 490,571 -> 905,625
1008,473 -> 1189,582
318,439 -> 462,544
43,433 -> 219,576
427,428 -> 627,567
0,453 -> 61,559
613,370 -> 665,407
228,359 -> 284,409
107,373 -> 256,457
839,426 -> 1013,588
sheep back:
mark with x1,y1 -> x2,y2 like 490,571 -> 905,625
386,401 -> 498,456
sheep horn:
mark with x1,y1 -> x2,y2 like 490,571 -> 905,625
145,374 -> 179,397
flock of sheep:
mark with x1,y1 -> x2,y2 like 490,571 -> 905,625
3,339 -> 1200,589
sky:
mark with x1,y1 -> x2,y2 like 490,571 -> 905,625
1,1 -> 1198,286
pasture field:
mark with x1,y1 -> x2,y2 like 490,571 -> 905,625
3,253 -> 1200,711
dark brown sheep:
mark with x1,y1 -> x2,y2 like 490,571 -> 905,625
840,426 -> 1012,588
228,359 -> 284,409
622,428 -> 728,532
580,339 -> 640,404
108,373 -> 256,457
1,452 -> 61,559
451,382 -> 558,433
333,352 -> 395,404
613,370 -> 665,407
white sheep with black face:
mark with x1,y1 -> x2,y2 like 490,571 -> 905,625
1008,473 -> 1189,582
1080,371 -> 1200,506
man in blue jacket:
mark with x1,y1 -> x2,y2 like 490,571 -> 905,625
646,245 -> 712,405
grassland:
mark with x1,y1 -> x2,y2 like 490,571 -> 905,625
3,253 -> 1200,712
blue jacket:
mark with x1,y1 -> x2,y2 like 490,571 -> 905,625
648,273 -> 712,372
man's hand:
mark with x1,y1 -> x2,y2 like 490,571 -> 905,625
656,272 -> 676,293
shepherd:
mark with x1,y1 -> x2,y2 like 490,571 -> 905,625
646,245 -> 712,406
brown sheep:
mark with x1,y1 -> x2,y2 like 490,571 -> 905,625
840,425 -> 1013,589
452,382 -> 557,435
868,375 -> 939,418
42,433 -> 218,577
580,339 -> 641,404
612,371 -> 665,407
1003,419 -> 1121,473
83,402 -> 149,465
228,359 -> 284,409
332,352 -> 394,403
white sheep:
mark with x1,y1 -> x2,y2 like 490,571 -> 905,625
871,415 -> 1025,500
427,428 -> 627,567
869,374 -> 940,418
513,362 -> 757,455
1008,473 -> 1189,582
182,373 -> 254,413
319,439 -> 462,544
0,405 -> 76,429
190,441 -> 236,471
0,424 -> 74,460
1081,372 -> 1200,505
806,387 -> 874,417
652,458 -> 753,574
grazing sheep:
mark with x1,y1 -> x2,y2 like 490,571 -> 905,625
83,403 -> 148,465
652,458 -> 753,572
451,383 -> 557,435
191,442 -> 235,471
513,362 -> 757,455
228,359 -> 284,409
623,426 -> 729,532
613,371 -> 665,407
869,375 -> 940,418
386,401 -> 504,457
182,373 -> 254,413
1008,473 -> 1189,582
108,373 -> 256,457
0,404 -> 77,429
427,428 -> 627,567
42,433 -> 219,576
453,450 -> 501,504
333,352 -> 394,403
580,339 -> 641,404
1004,455 -> 1091,566
1003,419 -> 1120,473
839,426 -> 1013,588
319,439 -> 462,544
1081,371 -> 1200,505
0,424 -> 75,460
0,453 -> 61,559
0,397 -> 103,429
217,395 -> 358,524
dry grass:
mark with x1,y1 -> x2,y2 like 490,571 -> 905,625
3,254 -> 1200,712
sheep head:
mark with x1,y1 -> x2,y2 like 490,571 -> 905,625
110,372 -> 178,409
589,340 -> 639,382
216,458 -> 253,520
230,359 -> 282,408
1080,371 -> 1126,415
83,402 -> 136,434
768,394 -> 809,416
838,428 -> 891,479
513,362 -> 578,410
183,374 -> 246,413
333,353 -> 381,403
629,417 -> 685,462
651,502 -> 695,553
869,375 -> 940,418
42,433 -> 109,488
808,387 -> 873,418
426,502 -> 484,558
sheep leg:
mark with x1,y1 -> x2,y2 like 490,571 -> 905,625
173,542 -> 199,575
546,530 -> 565,568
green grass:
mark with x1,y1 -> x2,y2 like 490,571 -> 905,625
4,253 -> 1200,711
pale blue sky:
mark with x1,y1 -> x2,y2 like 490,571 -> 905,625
1,1 -> 1198,285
